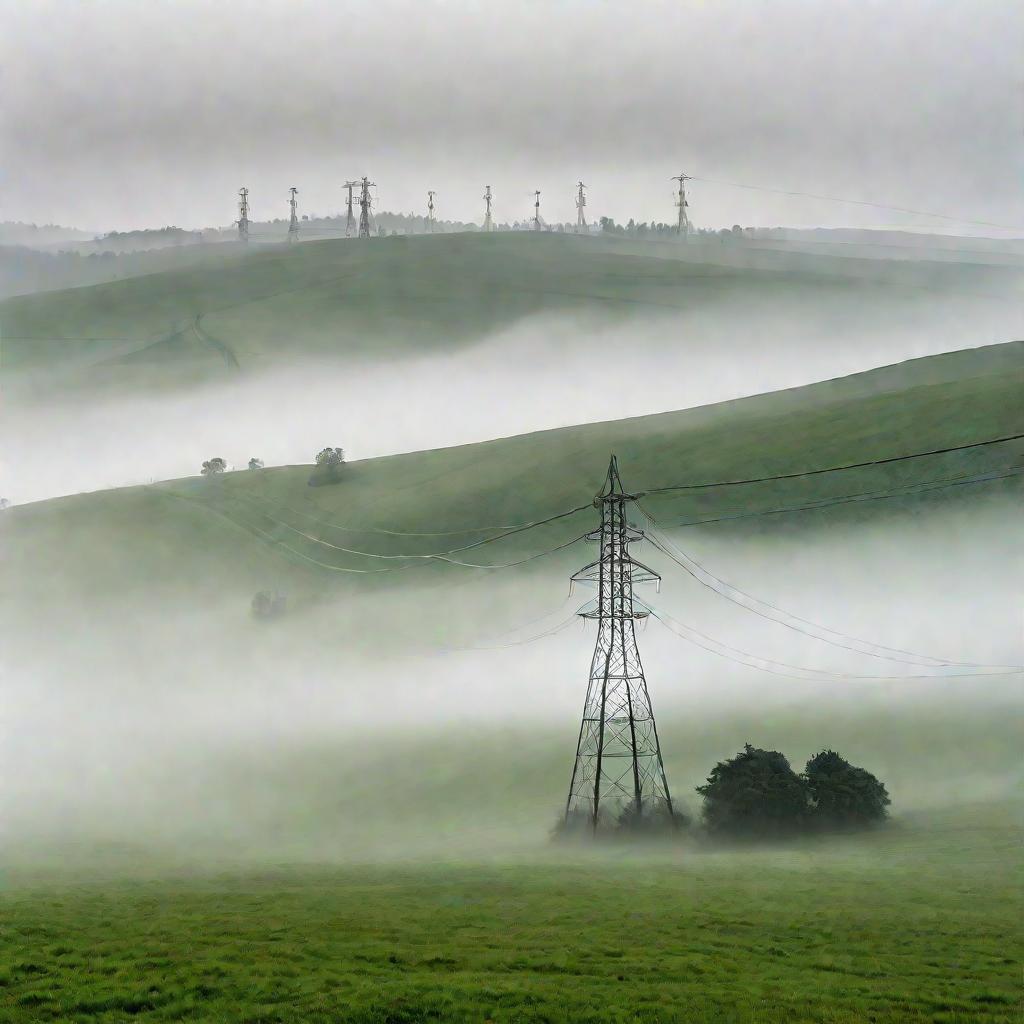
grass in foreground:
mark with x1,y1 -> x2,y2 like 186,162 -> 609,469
1,804 -> 1019,1023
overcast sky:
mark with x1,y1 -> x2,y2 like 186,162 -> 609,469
2,0 -> 1021,234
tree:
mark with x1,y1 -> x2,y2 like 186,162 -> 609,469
309,447 -> 345,487
247,457 -> 264,470
315,447 -> 344,467
804,751 -> 890,829
201,457 -> 226,476
697,744 -> 808,839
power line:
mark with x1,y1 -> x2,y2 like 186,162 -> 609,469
445,609 -> 583,652
650,608 -> 1022,681
642,433 -> 1024,495
237,488 -> 581,537
220,489 -> 591,558
639,514 -> 1022,671
647,467 -> 1024,528
690,175 -> 1024,233
170,486 -> 590,571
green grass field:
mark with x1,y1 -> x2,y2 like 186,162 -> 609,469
2,801 -> 1019,1024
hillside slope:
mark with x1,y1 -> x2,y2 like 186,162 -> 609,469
4,233 -> 1018,397
3,341 -> 1021,621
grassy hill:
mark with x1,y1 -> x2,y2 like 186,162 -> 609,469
3,340 -> 1021,627
3,232 -> 1019,397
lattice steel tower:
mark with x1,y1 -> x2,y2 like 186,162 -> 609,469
237,187 -> 250,242
482,185 -> 494,232
564,456 -> 676,832
672,173 -> 691,236
532,190 -> 542,231
344,181 -> 358,237
357,177 -> 375,238
576,181 -> 587,232
427,190 -> 436,232
287,187 -> 299,243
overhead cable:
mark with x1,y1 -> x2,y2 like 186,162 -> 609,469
650,608 -> 1022,682
645,467 -> 1024,527
222,490 -> 591,559
690,175 -> 1024,232
639,515 -> 1022,671
642,433 -> 1024,495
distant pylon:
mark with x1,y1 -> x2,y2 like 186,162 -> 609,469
564,456 -> 676,834
672,173 -> 691,236
576,181 -> 587,233
357,177 -> 375,238
344,181 -> 358,238
287,187 -> 299,243
482,185 -> 494,232
427,190 -> 437,233
532,190 -> 542,231
237,188 -> 250,243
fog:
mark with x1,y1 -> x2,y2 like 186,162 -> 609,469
3,479 -> 1021,862
3,1 -> 1022,234
3,284 -> 1018,506
1,0 -> 1022,874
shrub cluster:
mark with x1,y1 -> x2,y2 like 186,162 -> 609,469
697,743 -> 890,839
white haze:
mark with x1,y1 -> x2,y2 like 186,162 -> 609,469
2,488 -> 1021,860
3,289 -> 1019,506
3,1 -> 1022,234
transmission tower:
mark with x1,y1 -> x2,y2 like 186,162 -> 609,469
532,190 -> 542,231
357,177 -> 375,238
482,185 -> 494,232
344,181 -> 358,237
287,187 -> 299,243
576,181 -> 587,233
564,456 -> 676,833
427,190 -> 436,233
237,187 -> 250,243
672,173 -> 691,236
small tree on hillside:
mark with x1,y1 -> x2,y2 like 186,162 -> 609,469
201,457 -> 227,476
804,750 -> 890,830
697,744 -> 808,839
309,447 -> 345,487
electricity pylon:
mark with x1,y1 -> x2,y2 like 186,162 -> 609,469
344,181 -> 358,237
237,188 -> 250,243
357,177 -> 375,238
564,456 -> 676,833
532,190 -> 542,231
672,173 -> 691,236
427,190 -> 436,233
482,185 -> 494,232
576,181 -> 587,233
287,187 -> 299,243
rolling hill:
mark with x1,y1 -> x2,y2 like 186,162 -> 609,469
3,232 -> 1020,398
3,340 -> 1021,624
